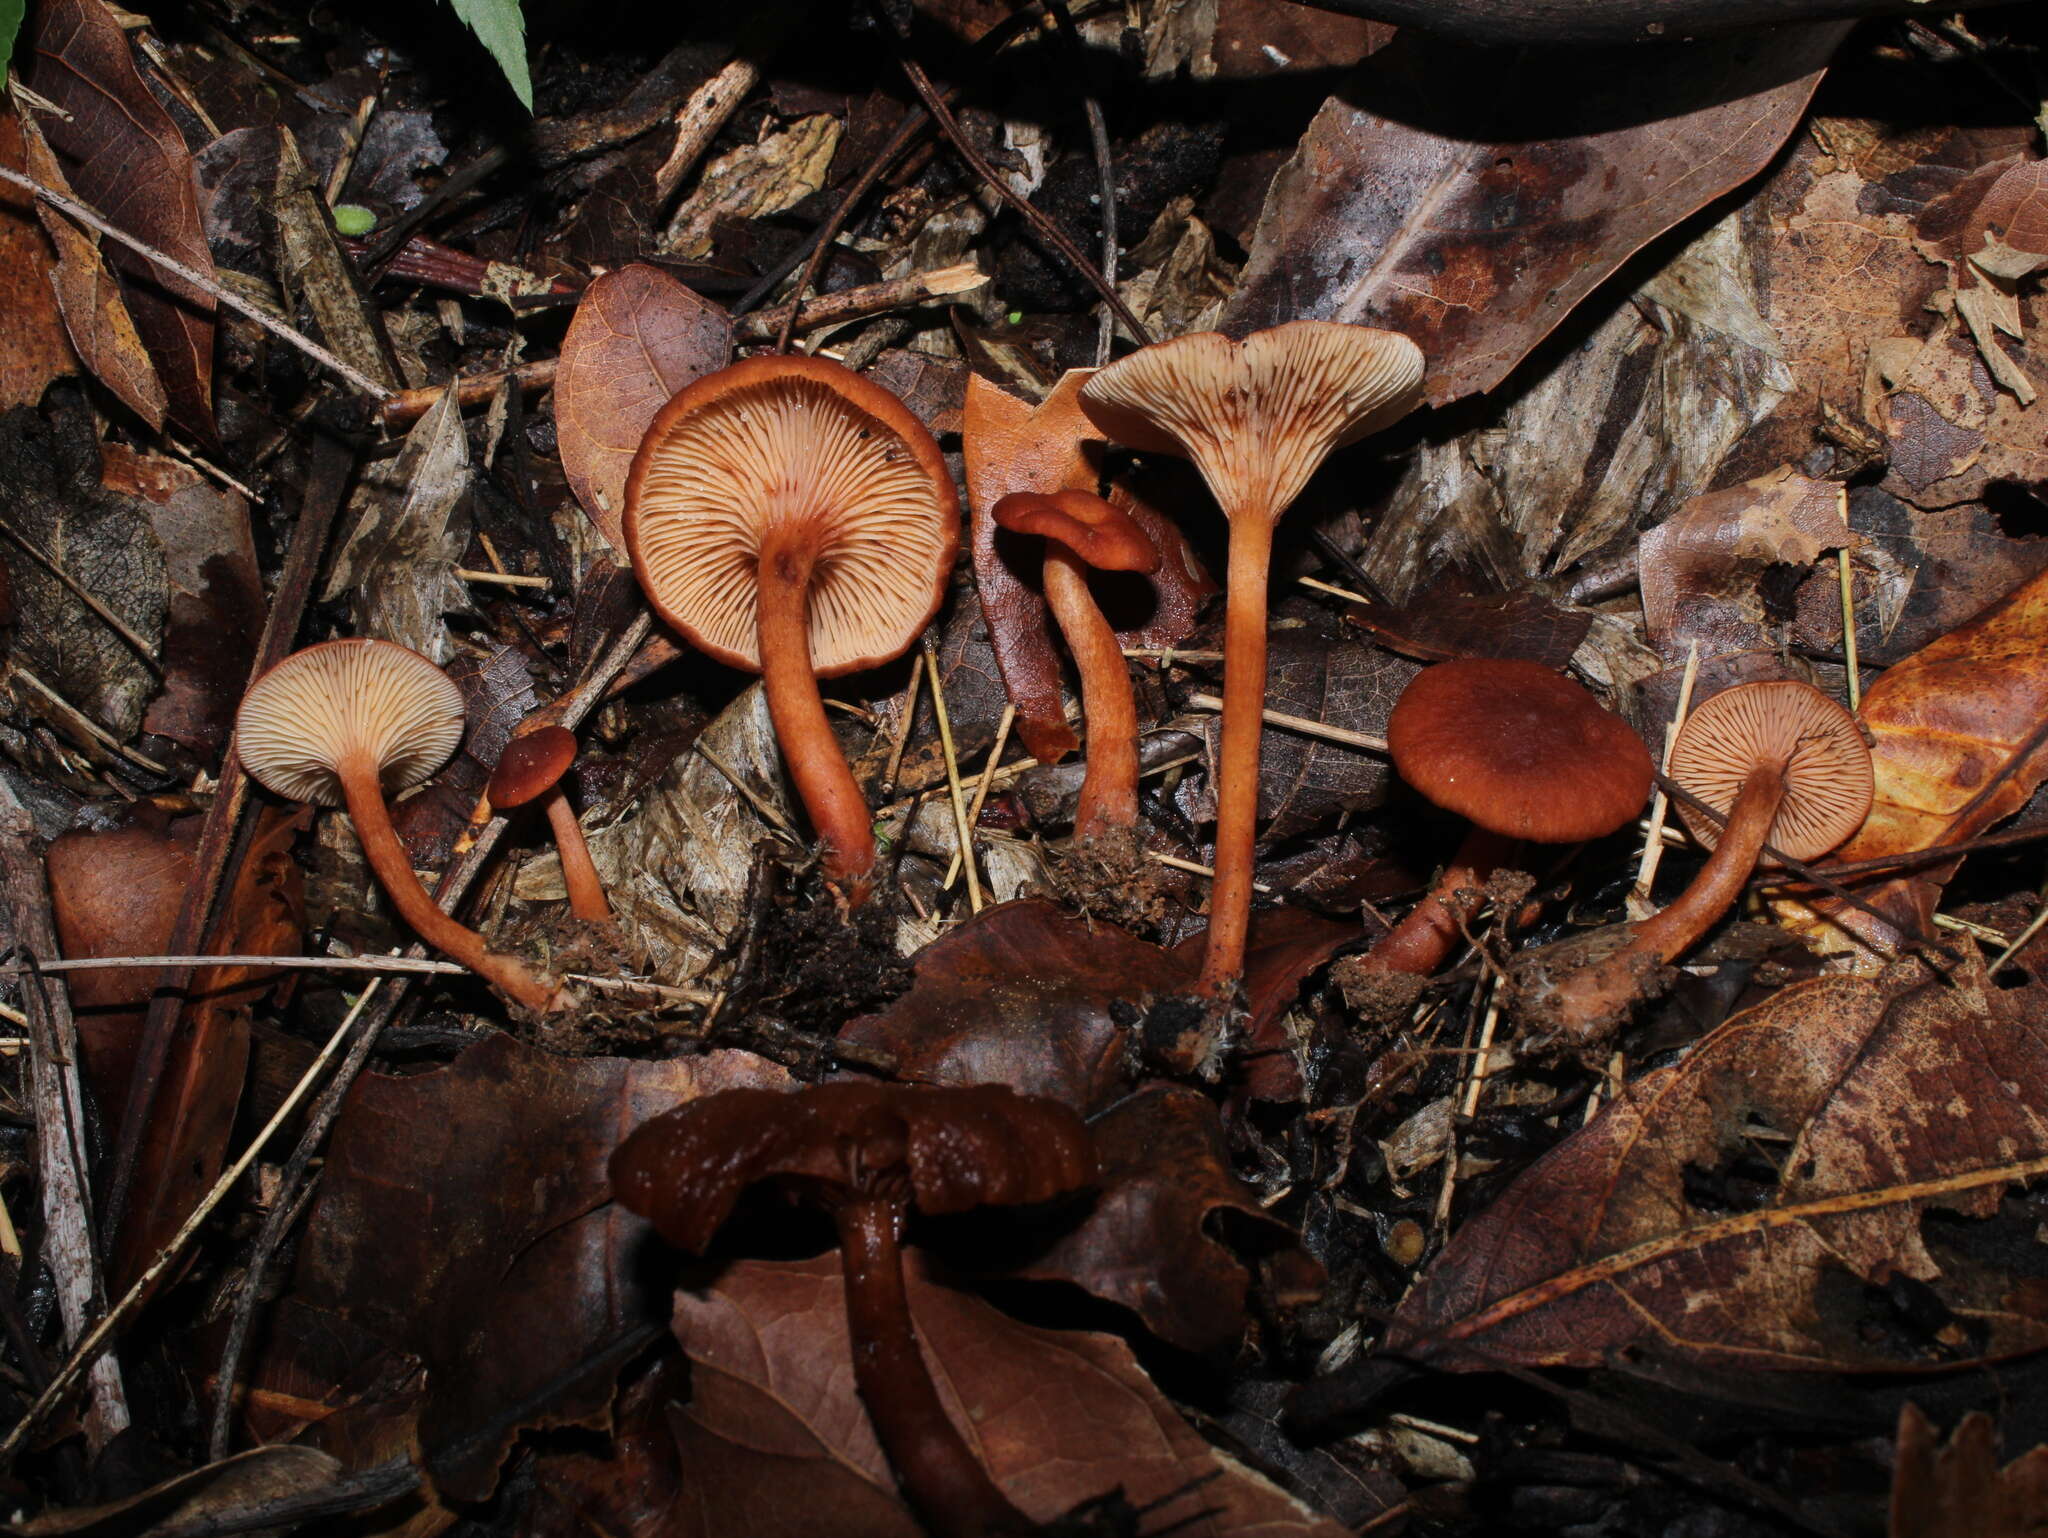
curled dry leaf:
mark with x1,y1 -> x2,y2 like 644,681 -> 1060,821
1388,961 -> 2048,1372
964,371 -> 1216,764
556,263 -> 734,552
6,1445 -> 345,1536
286,1033 -> 790,1501
667,1251 -> 1347,1538
1890,1403 -> 2048,1538
1783,563 -> 2048,954
22,0 -> 217,440
0,113 -> 80,411
1224,25 -> 1846,404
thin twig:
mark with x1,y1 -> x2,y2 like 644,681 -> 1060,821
652,56 -> 763,207
0,514 -> 163,676
923,640 -> 983,913
1183,692 -> 1388,754
878,658 -> 925,803
1838,548 -> 1862,713
744,263 -> 986,347
0,166 -> 393,403
945,703 -> 1014,890
1631,642 -> 1699,919
1147,849 -> 1272,894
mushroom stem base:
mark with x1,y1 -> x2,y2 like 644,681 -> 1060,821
1363,829 -> 1517,975
1196,520 -> 1274,1001
545,790 -> 613,923
1042,549 -> 1140,843
837,1199 -> 1028,1538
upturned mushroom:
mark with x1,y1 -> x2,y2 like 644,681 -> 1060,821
990,489 -> 1160,843
1362,659 -> 1653,975
235,639 -> 559,1013
612,1081 -> 1098,1538
489,724 -> 610,923
625,354 -> 958,905
1513,679 -> 1872,1041
1079,322 -> 1425,1000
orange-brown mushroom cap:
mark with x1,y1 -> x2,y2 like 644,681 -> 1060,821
990,489 -> 1162,576
1388,660 -> 1653,843
490,725 -> 578,810
623,354 -> 959,678
237,638 -> 466,804
1077,321 -> 1425,526
1668,681 -> 1872,863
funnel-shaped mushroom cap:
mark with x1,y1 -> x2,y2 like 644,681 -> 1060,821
624,354 -> 959,678
991,489 -> 1162,575
237,639 -> 465,805
1388,660 -> 1653,842
1669,681 -> 1872,863
1078,321 -> 1424,526
490,725 -> 577,809
611,1082 -> 1098,1255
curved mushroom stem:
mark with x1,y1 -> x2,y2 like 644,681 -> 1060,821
756,537 -> 877,904
336,759 -> 559,1013
1629,762 -> 1787,962
837,1198 -> 1030,1538
1363,829 -> 1518,975
544,790 -> 612,923
1197,519 -> 1274,1000
1040,548 -> 1141,843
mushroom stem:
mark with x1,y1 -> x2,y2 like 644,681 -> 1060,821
836,1197 -> 1029,1538
1364,829 -> 1518,975
1629,762 -> 1787,963
1040,548 -> 1140,842
544,790 -> 612,923
337,759 -> 559,1013
756,538 -> 878,902
1197,519 -> 1275,1000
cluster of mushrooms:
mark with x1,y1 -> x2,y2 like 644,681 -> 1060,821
229,319 -> 1880,1532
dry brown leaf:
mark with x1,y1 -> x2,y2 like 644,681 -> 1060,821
1890,1403 -> 2048,1538
556,263 -> 734,552
664,113 -> 842,259
1225,25 -> 1845,404
670,1251 -> 1346,1537
1389,960 -> 2048,1372
0,113 -> 79,410
6,1446 -> 345,1535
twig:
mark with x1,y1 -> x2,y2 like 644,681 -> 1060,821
455,567 -> 548,589
7,661 -> 170,774
378,359 -> 557,429
1838,549 -> 1862,713
1123,646 -> 1225,663
878,19 -> 1151,346
1147,850 -> 1272,894
0,514 -> 163,676
652,56 -> 762,207
1631,641 -> 1699,920
1989,900 -> 2048,977
923,640 -> 983,913
0,779 -> 129,1453
1298,574 -> 1374,606
1182,692 -> 1389,754
0,166 -> 393,403
945,704 -> 1013,890
740,263 -> 986,347
1457,984 -> 1502,1119
696,737 -> 799,838
878,658 -> 925,803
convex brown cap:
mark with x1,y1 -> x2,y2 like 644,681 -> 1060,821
611,1081 -> 1097,1255
489,725 -> 577,809
1668,680 -> 1872,862
1388,660 -> 1653,842
238,638 -> 465,802
991,490 -> 1160,576
623,353 -> 959,677
1077,321 -> 1425,525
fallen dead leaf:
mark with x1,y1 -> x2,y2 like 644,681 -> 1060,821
1890,1402 -> 2048,1538
0,113 -> 78,411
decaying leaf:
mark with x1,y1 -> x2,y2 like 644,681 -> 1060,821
556,263 -> 734,551
1344,571 -> 1593,668
1890,1403 -> 2048,1538
1389,961 -> 2048,1371
289,1033 -> 790,1501
669,1251 -> 1347,1537
0,113 -> 79,411
1225,26 -> 1846,404
6,1446 -> 346,1536
664,113 -> 842,259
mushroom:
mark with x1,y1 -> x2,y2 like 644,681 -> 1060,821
611,1081 -> 1098,1538
1079,322 -> 1425,999
625,355 -> 959,905
1361,660 -> 1654,975
1513,679 -> 1872,1040
989,489 -> 1160,843
235,639 -> 558,1013
489,724 -> 611,923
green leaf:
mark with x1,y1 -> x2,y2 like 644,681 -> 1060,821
0,0 -> 26,83
446,0 -> 531,111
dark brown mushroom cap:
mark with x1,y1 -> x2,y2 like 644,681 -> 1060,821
1387,660 -> 1653,842
1668,681 -> 1873,863
490,725 -> 577,809
990,490 -> 1162,576
623,354 -> 959,679
610,1082 -> 1098,1255
1077,321 -> 1425,526
236,638 -> 466,805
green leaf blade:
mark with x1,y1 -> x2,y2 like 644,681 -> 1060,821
446,0 -> 531,112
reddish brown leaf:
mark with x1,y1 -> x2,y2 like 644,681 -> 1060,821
1224,26 -> 1846,404
669,1251 -> 1347,1537
0,113 -> 79,410
1890,1404 -> 2048,1538
288,1034 -> 788,1502
555,263 -> 733,551
23,0 -> 218,440
1012,1083 -> 1316,1353
964,371 -> 1216,764
1390,961 -> 2048,1371
1344,571 -> 1593,668
1785,563 -> 2048,953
